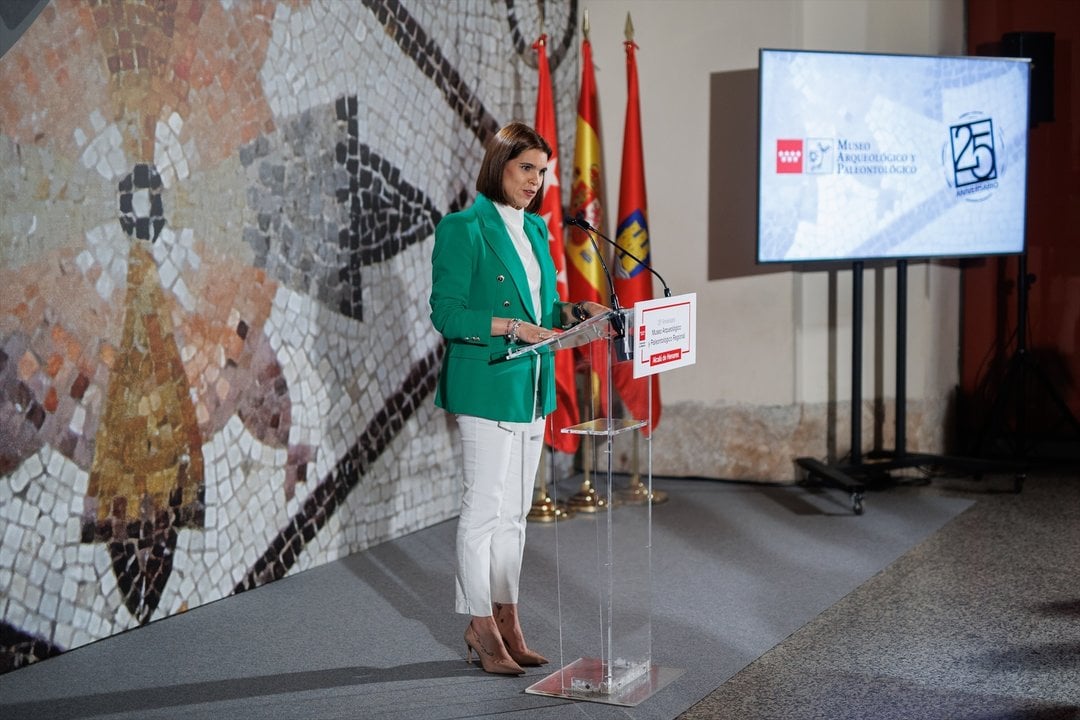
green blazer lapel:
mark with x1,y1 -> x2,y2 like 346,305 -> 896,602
475,195 -> 538,323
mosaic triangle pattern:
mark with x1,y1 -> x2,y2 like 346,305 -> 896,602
0,0 -> 580,673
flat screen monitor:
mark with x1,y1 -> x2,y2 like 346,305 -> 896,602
757,49 -> 1030,264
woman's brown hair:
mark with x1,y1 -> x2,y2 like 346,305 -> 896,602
475,122 -> 552,214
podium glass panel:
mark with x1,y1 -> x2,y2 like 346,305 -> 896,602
504,308 -> 624,359
513,310 -> 682,706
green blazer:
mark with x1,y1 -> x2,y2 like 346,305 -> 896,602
429,193 -> 565,422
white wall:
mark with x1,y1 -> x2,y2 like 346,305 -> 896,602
579,0 -> 965,414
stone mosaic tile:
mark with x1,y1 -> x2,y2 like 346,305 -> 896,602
1,0 -> 580,673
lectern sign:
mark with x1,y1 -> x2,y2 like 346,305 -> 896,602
633,293 -> 696,378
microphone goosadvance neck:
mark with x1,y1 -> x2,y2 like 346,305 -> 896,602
568,214 -> 671,297
584,232 -> 625,336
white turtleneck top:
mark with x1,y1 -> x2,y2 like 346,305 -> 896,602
494,202 -> 541,321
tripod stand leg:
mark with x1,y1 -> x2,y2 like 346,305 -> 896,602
971,251 -> 1080,464
1026,352 -> 1080,439
973,353 -> 1023,458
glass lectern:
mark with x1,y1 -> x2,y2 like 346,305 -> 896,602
506,308 -> 682,706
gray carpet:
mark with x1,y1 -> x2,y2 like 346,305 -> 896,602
678,472 -> 1080,720
0,477 -> 973,720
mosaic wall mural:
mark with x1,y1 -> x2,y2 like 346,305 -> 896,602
0,0 -> 580,673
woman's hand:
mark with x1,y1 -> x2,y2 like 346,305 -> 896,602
517,322 -> 557,344
578,301 -> 609,318
498,317 -> 558,344
564,300 -> 611,326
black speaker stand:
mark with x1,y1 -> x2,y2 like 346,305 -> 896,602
972,253 -> 1080,465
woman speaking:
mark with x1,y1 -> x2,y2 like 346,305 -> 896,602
429,122 -> 605,675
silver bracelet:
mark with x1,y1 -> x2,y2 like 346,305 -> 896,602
505,318 -> 522,342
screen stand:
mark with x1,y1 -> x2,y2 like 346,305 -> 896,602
796,260 -> 1016,514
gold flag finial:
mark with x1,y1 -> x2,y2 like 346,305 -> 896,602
625,11 -> 634,41
583,8 -> 590,40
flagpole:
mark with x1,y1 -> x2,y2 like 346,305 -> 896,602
565,7 -> 609,514
567,364 -> 607,514
613,11 -> 667,506
529,428 -> 575,523
618,393 -> 668,505
528,21 -> 579,522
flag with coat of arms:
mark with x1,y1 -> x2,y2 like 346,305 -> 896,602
612,27 -> 661,434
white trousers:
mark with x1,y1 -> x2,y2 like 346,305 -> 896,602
454,414 -> 545,616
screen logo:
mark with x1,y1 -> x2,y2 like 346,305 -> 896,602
777,138 -> 836,174
776,139 -> 803,173
949,117 -> 997,188
943,113 -> 1004,201
805,138 -> 835,174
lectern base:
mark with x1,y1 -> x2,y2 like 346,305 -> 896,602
525,657 -> 684,707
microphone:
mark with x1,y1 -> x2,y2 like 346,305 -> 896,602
566,213 -> 672,297
564,212 -> 631,360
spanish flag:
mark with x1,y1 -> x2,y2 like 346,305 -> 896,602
613,29 -> 661,433
568,23 -> 610,418
533,33 -> 580,453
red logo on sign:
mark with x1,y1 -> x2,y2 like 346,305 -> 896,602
638,325 -> 646,342
776,139 -> 803,174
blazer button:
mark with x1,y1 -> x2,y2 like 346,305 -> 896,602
496,275 -> 505,282
503,300 -> 511,307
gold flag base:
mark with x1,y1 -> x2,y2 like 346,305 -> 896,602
614,430 -> 667,504
617,478 -> 668,505
528,492 -> 575,523
566,481 -> 608,512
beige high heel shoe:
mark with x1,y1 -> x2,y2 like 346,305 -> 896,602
464,623 -> 525,676
494,602 -> 549,666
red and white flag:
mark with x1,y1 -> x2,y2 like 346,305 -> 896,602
533,33 -> 580,452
